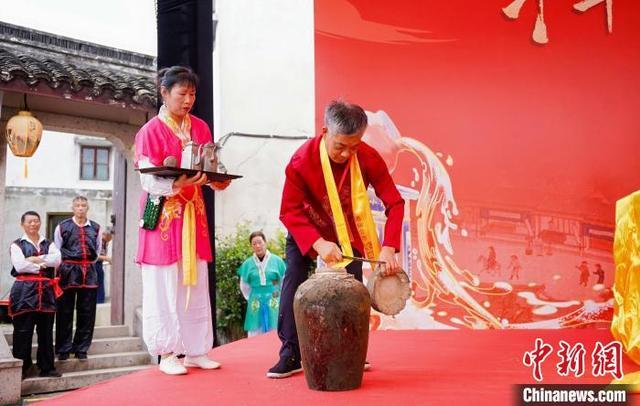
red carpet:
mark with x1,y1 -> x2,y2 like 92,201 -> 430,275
42,329 -> 640,406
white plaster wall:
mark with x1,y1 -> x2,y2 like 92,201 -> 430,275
5,131 -> 114,190
213,0 -> 315,239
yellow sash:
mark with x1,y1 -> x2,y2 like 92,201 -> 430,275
157,107 -> 198,309
182,196 -> 198,310
319,136 -> 381,269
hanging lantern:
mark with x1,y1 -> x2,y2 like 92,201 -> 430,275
5,110 -> 43,157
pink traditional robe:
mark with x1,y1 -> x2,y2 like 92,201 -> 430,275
134,115 -> 213,266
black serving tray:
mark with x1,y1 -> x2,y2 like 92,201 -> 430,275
137,166 -> 242,182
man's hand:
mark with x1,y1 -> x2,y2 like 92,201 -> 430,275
378,246 -> 400,276
313,238 -> 343,266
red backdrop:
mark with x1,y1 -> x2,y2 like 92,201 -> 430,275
315,0 -> 640,329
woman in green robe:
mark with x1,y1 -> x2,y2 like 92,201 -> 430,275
237,231 -> 286,336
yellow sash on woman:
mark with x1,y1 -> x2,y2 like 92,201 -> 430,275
158,106 -> 198,309
181,194 -> 197,309
319,136 -> 381,269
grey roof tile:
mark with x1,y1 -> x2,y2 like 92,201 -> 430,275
0,47 -> 156,107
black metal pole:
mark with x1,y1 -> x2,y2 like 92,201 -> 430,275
156,0 -> 218,347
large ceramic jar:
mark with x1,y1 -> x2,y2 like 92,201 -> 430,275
293,267 -> 371,391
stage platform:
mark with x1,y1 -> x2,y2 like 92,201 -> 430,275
41,329 -> 639,405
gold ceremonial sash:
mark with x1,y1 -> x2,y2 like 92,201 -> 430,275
319,136 -> 380,269
157,106 -> 198,309
350,151 -> 381,260
182,193 -> 198,310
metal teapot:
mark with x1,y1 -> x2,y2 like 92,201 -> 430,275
200,142 -> 218,172
181,141 -> 203,170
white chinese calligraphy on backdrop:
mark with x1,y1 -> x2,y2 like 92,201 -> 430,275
503,0 -> 613,44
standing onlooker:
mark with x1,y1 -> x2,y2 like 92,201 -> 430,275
9,211 -> 62,378
237,231 -> 286,337
54,196 -> 103,361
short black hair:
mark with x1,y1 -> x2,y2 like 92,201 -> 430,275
249,231 -> 266,244
158,66 -> 199,93
21,211 -> 40,223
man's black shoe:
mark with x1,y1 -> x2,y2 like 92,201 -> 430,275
75,352 -> 88,361
57,353 -> 70,361
39,369 -> 62,378
266,357 -> 302,378
21,364 -> 36,380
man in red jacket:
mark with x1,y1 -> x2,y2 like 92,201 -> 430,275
267,100 -> 405,378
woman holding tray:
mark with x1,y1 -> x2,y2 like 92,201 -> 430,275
134,66 -> 230,375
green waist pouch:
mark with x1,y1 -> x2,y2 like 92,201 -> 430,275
140,194 -> 165,230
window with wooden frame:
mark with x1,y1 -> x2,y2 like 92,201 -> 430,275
80,146 -> 110,180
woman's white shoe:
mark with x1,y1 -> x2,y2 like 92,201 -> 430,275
159,354 -> 188,375
183,355 -> 221,370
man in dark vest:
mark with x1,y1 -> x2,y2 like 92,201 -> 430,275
9,211 -> 62,378
54,196 -> 103,361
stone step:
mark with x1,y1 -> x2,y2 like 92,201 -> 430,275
21,365 -> 152,396
25,336 -> 144,358
53,351 -> 152,373
3,325 -> 130,345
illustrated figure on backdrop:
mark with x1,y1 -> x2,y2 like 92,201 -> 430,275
135,66 -> 231,376
478,246 -> 501,275
576,261 -> 590,287
54,196 -> 102,362
267,100 -> 404,378
593,263 -> 605,285
9,211 -> 62,378
507,254 -> 522,280
237,231 -> 286,337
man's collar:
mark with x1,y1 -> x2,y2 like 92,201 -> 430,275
72,217 -> 91,227
21,234 -> 45,245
